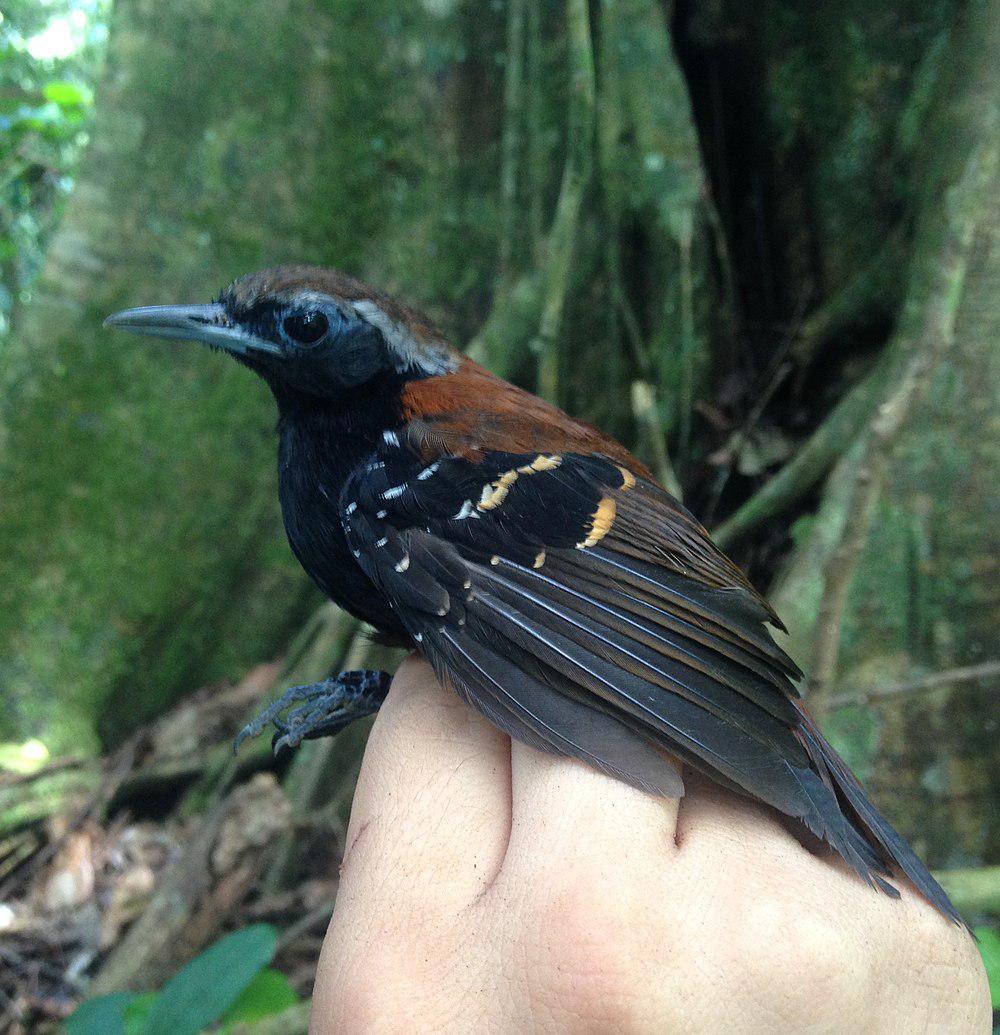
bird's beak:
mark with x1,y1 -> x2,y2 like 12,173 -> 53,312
103,302 -> 281,356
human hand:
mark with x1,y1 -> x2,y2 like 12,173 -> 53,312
312,656 -> 990,1032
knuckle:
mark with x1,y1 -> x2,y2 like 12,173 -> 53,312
714,891 -> 862,1024
324,939 -> 463,1033
320,944 -> 409,1031
895,899 -> 992,1024
520,879 -> 648,1031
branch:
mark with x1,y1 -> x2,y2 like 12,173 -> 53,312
467,0 -> 596,388
534,0 -> 595,403
932,866 -> 1000,916
805,354 -> 932,715
525,0 -> 544,262
825,660 -> 1000,711
0,755 -> 89,789
712,357 -> 891,549
630,381 -> 683,499
790,232 -> 904,367
0,744 -> 130,899
714,0 -> 999,551
597,0 -> 708,461
498,0 -> 526,282
89,796 -> 230,993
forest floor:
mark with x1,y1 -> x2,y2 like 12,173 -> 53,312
0,661 -> 332,1033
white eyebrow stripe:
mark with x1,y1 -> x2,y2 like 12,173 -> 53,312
351,299 -> 458,378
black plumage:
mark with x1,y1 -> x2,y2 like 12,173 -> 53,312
104,264 -> 962,926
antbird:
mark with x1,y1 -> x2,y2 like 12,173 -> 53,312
105,265 -> 959,924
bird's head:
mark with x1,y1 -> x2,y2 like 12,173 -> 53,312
105,265 -> 458,401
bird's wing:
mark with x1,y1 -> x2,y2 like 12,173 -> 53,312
339,445 -> 955,917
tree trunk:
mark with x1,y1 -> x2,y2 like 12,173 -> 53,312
0,0 -> 449,751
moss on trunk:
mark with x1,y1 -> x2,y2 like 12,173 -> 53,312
0,0 -> 449,751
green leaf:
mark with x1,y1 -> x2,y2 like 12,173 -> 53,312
220,968 -> 298,1025
973,926 -> 1000,1010
42,81 -> 93,109
64,991 -> 135,1035
144,924 -> 277,1035
123,992 -> 157,1035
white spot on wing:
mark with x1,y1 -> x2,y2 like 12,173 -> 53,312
383,429 -> 400,447
417,461 -> 440,481
453,499 -> 474,520
381,484 -> 407,500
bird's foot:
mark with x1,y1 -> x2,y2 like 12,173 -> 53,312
234,669 -> 392,755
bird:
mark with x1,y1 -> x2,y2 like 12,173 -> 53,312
105,264 -> 960,925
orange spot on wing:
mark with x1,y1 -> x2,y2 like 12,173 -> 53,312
577,497 -> 617,549
478,468 -> 520,511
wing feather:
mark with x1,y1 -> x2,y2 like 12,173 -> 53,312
338,443 -> 961,923
431,628 -> 685,797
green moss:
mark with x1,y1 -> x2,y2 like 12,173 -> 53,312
0,0 -> 471,752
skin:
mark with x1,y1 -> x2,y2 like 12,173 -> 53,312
312,657 -> 990,1033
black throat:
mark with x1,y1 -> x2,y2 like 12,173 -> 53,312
272,375 -> 409,636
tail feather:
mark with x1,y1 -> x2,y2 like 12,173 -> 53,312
796,717 -> 963,926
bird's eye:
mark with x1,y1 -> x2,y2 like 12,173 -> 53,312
282,309 -> 329,345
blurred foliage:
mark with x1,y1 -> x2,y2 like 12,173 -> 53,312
975,926 -> 1000,1010
65,923 -> 296,1034
0,0 -> 470,753
0,0 -> 107,333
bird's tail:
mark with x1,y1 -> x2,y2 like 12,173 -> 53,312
795,712 -> 963,927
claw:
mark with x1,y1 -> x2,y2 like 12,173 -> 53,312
234,670 -> 392,755
233,714 -> 274,754
271,729 -> 300,755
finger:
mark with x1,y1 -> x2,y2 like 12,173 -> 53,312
674,769 -> 792,853
673,773 -> 895,945
499,737 -> 682,889
673,772 -> 842,894
340,654 -> 512,905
